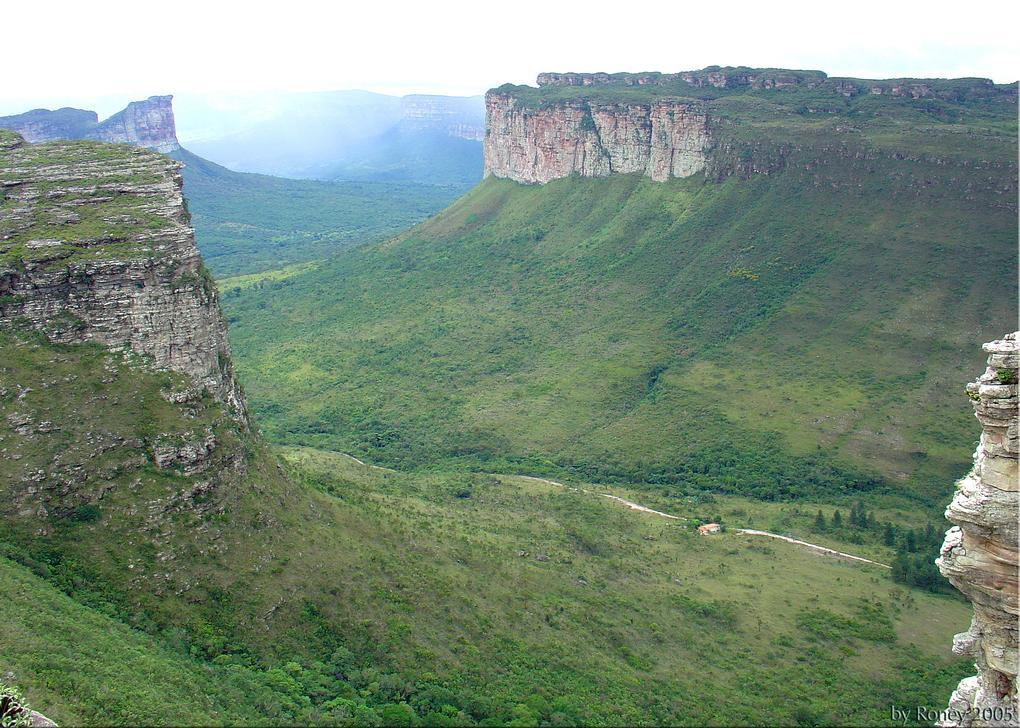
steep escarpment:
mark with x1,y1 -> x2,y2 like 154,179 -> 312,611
0,129 -> 310,655
0,96 -> 179,153
938,333 -> 1019,726
484,67 -> 1018,185
89,96 -> 180,154
0,108 -> 99,144
0,130 -> 243,417
483,95 -> 713,183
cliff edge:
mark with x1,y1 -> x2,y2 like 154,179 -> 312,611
0,129 -> 244,418
483,94 -> 712,183
938,333 -> 1019,726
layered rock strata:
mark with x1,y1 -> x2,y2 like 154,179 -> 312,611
0,130 -> 245,419
483,94 -> 712,183
938,333 -> 1019,726
0,96 -> 180,153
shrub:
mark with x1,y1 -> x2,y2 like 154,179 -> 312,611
0,682 -> 34,728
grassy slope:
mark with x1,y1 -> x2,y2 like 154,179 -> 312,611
0,556 -> 276,726
0,329 -> 971,725
5,444 -> 974,726
222,142 -> 1016,502
172,148 -> 467,276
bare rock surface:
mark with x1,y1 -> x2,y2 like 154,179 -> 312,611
938,332 -> 1019,726
484,93 -> 712,183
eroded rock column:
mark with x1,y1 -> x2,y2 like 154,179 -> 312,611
938,332 -> 1019,726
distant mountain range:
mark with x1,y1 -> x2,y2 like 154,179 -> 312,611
175,90 -> 485,184
0,96 -> 180,154
0,90 -> 486,186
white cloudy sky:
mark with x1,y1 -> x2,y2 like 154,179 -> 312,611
2,0 -> 1017,116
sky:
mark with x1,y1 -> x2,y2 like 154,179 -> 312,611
1,0 -> 1017,117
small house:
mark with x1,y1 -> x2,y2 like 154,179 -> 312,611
697,523 -> 721,535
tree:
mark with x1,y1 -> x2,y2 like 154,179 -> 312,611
883,523 -> 896,547
905,529 -> 917,553
814,510 -> 827,531
852,501 -> 867,528
378,703 -> 419,727
832,510 -> 843,529
891,552 -> 910,583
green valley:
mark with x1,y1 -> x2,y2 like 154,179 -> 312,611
172,148 -> 467,276
1,58 -> 1016,727
222,135 -> 1016,503
0,329 -> 973,724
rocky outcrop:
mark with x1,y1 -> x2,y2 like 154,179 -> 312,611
483,94 -> 713,183
0,131 -> 245,420
90,96 -> 180,154
0,96 -> 180,153
535,67 -> 1017,103
937,333 -> 1019,727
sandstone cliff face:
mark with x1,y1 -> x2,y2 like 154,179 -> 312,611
483,93 -> 712,183
0,131 -> 244,419
91,96 -> 180,154
938,333 -> 1019,727
0,96 -> 180,153
487,68 -> 1018,186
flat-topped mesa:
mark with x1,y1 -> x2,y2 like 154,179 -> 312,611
0,130 -> 245,420
486,68 -> 1018,186
0,95 -> 180,154
483,93 -> 713,184
536,68 -> 829,91
937,332 -> 1019,727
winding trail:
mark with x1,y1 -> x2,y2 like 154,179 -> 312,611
338,456 -> 890,569
733,529 -> 891,568
339,452 -> 397,473
512,475 -> 889,568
